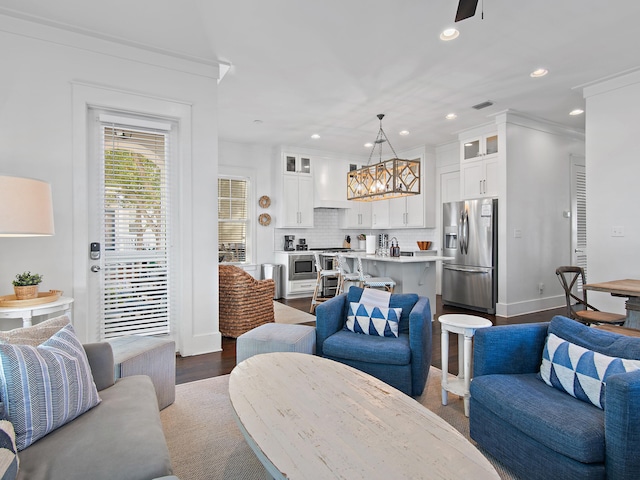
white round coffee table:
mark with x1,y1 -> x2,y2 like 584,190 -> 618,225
439,314 -> 492,417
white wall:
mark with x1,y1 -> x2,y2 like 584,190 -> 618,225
219,141 -> 277,277
500,114 -> 584,315
583,70 -> 640,314
0,15 -> 220,355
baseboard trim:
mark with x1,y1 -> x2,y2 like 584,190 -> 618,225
496,295 -> 565,318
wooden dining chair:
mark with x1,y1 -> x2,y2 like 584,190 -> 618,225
555,266 -> 626,326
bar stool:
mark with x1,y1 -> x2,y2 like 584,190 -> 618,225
310,252 -> 340,313
336,255 -> 369,295
356,257 -> 396,293
439,314 -> 492,417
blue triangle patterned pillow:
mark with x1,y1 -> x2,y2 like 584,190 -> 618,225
346,302 -> 402,338
540,332 -> 640,409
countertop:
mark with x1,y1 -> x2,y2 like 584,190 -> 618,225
274,250 -> 451,263
343,252 -> 453,263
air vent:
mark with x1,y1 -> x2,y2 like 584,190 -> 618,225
472,101 -> 494,110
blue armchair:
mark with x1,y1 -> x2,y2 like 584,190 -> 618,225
315,286 -> 431,396
470,315 -> 640,480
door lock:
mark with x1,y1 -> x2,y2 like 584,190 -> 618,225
90,242 -> 101,260
90,265 -> 101,273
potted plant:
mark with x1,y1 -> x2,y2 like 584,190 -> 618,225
12,271 -> 43,300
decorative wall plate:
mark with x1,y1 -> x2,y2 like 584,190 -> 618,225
258,213 -> 271,226
259,195 -> 271,208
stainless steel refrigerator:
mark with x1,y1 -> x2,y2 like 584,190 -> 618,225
442,198 -> 497,314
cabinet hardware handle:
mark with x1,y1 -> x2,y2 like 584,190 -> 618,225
479,180 -> 483,194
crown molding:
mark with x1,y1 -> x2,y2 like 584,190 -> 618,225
0,9 -> 221,79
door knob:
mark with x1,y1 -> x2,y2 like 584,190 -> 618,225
90,265 -> 101,273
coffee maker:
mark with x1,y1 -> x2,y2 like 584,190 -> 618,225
284,235 -> 295,251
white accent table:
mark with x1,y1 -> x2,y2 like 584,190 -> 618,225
229,352 -> 499,480
0,296 -> 74,328
439,314 -> 492,417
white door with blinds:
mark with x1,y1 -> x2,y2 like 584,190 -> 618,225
89,111 -> 175,339
571,158 -> 587,290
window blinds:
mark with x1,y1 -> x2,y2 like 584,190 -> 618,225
218,177 -> 248,263
575,168 -> 587,289
99,118 -> 172,338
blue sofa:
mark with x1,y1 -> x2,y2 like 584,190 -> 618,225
315,287 -> 432,396
469,315 -> 640,480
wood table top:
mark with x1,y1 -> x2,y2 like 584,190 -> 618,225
229,352 -> 499,480
583,279 -> 640,297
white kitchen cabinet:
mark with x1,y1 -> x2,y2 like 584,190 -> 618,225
340,201 -> 372,228
284,154 -> 312,176
461,133 -> 498,162
371,200 -> 389,228
388,194 -> 425,228
282,175 -> 314,228
288,279 -> 317,295
461,156 -> 498,199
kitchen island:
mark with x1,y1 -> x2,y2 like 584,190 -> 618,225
342,252 -> 453,318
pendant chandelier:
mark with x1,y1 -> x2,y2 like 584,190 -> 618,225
347,114 -> 420,202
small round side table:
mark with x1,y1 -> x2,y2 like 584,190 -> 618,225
439,314 -> 492,417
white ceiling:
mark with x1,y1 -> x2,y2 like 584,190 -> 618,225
2,0 -> 640,155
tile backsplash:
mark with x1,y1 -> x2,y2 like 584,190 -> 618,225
274,208 -> 438,251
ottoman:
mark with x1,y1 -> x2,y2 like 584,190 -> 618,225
236,323 -> 316,364
107,335 -> 176,410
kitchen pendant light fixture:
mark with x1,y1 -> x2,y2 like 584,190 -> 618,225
347,114 -> 420,202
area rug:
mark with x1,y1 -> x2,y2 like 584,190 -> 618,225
160,367 -> 520,480
273,300 -> 315,325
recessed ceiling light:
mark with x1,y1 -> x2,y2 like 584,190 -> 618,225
364,142 -> 374,148
530,68 -> 549,78
569,109 -> 584,116
399,130 -> 410,136
440,28 -> 459,41
445,113 -> 457,120
311,134 -> 320,139
253,119 -> 263,124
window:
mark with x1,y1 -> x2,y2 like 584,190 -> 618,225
218,177 -> 249,263
98,115 -> 173,338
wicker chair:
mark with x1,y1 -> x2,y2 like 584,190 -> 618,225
218,265 -> 275,338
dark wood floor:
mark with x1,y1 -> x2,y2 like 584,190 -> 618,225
175,295 -> 565,385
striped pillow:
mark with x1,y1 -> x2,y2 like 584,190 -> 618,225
0,324 -> 101,450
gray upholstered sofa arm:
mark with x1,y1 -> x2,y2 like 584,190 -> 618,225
83,342 -> 115,391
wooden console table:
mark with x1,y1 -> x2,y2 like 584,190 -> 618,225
229,352 -> 499,480
0,296 -> 74,328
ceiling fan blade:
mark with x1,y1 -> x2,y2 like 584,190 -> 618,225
455,0 -> 479,22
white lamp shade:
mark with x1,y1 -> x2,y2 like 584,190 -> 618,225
0,175 -> 55,236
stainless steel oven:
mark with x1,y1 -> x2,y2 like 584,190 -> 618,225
288,254 -> 316,281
